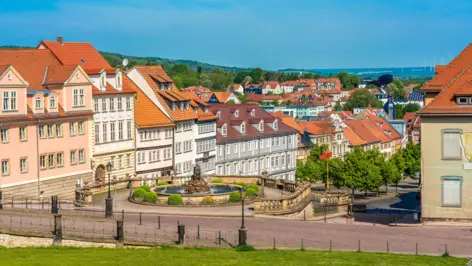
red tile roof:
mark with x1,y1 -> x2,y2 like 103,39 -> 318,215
262,81 -> 279,88
181,85 -> 211,94
272,111 -> 301,133
300,121 -> 334,135
212,92 -> 234,103
135,89 -> 174,129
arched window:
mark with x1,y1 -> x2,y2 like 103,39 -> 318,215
50,95 -> 57,109
273,120 -> 278,131
241,122 -> 246,134
259,120 -> 264,131
234,110 -> 239,118
35,95 -> 42,109
250,109 -> 255,116
222,124 -> 227,135
116,73 -> 122,88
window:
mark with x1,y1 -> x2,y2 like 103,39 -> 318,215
79,149 -> 85,163
176,142 -> 182,154
241,122 -> 245,134
101,73 -> 106,88
226,144 -> 230,154
73,89 -> 79,107
47,125 -> 54,138
109,97 -> 115,111
103,123 -> 108,142
175,163 -> 182,174
2,91 -> 17,111
127,120 -> 132,139
20,158 -> 27,173
35,95 -> 42,109
273,120 -> 278,131
118,97 -> 123,110
110,122 -> 116,141
126,97 -> 131,110
70,122 -> 76,136
251,109 -> 255,116
95,124 -> 100,143
57,153 -> 63,167
241,142 -> 245,152
165,128 -> 172,139
457,97 -> 469,105
19,127 -> 27,141
442,129 -> 462,160
441,176 -> 462,207
1,128 -> 9,143
259,121 -> 264,131
70,150 -> 77,165
118,121 -> 124,140
118,155 -> 123,168
101,98 -> 107,112
48,154 -> 55,168
234,110 -> 239,117
218,146 -> 223,156
1,160 -> 9,176
77,122 -> 84,135
259,139 -> 264,149
94,99 -> 99,112
50,95 -> 56,109
222,124 -> 227,136
40,155 -> 46,169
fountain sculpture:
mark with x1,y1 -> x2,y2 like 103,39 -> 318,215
185,164 -> 210,193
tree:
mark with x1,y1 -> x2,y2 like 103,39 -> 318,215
404,103 -> 420,113
381,160 -> 399,193
239,94 -> 248,103
234,71 -> 251,84
343,147 -> 380,196
402,142 -> 421,182
349,76 -> 360,88
250,67 -> 265,84
226,100 -> 236,104
390,151 -> 406,192
308,144 -> 328,162
344,90 -> 383,111
336,72 -> 353,90
199,73 -> 213,88
333,102 -> 343,111
328,157 -> 346,189
365,149 -> 385,195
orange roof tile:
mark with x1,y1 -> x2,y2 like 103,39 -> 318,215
272,111 -> 301,133
212,92 -> 234,103
343,126 -> 366,146
43,65 -> 77,84
135,89 -> 174,128
300,121 -> 333,135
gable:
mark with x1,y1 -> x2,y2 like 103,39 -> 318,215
65,66 -> 93,85
0,66 -> 29,87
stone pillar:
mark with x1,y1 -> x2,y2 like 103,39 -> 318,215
116,220 -> 124,248
51,196 -> 58,214
53,214 -> 62,246
0,191 -> 3,210
238,227 -> 247,246
177,224 -> 185,245
105,197 -> 113,218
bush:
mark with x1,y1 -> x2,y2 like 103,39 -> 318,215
168,194 -> 183,205
140,184 -> 151,192
201,195 -> 214,205
132,188 -> 146,199
234,245 -> 256,252
143,191 -> 158,203
228,192 -> 241,202
245,188 -> 257,198
211,179 -> 223,184
157,181 -> 169,186
248,184 -> 259,192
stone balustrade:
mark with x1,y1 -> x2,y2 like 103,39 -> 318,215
253,183 -> 312,213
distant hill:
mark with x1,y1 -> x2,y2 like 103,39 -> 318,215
279,67 -> 435,80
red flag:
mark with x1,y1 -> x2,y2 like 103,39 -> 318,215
320,152 -> 332,160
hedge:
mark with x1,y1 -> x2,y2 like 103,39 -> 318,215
143,191 -> 158,203
245,188 -> 257,198
248,184 -> 259,192
141,184 -> 151,192
132,188 -> 146,199
157,181 -> 169,186
211,179 -> 223,184
228,192 -> 241,202
168,194 -> 183,205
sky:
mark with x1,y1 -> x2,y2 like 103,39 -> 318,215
1,0 -> 472,70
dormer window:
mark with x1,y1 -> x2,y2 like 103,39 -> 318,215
35,95 -> 42,110
204,107 -> 208,114
167,83 -> 172,90
222,124 -> 227,136
180,102 -> 184,110
241,122 -> 246,134
457,97 -> 470,105
273,120 -> 278,131
172,103 -> 176,111
185,101 -> 190,110
100,73 -> 106,89
259,120 -> 264,131
234,110 -> 239,118
160,84 -> 165,91
194,108 -> 198,114
116,73 -> 122,89
250,109 -> 255,116
50,95 -> 57,109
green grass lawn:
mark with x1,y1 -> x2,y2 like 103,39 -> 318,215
0,247 -> 466,266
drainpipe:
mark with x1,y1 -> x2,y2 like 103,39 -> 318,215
36,119 -> 41,199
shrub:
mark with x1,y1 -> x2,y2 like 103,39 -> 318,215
132,188 -> 146,199
143,191 -> 158,203
228,192 -> 241,202
201,195 -> 214,205
245,188 -> 257,198
140,184 -> 151,192
157,181 -> 169,186
168,194 -> 183,205
248,184 -> 259,192
234,245 -> 256,252
211,179 -> 223,184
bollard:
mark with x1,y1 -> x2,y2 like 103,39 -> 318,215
51,196 -> 58,214
415,242 -> 418,255
116,220 -> 124,248
301,238 -> 304,250
42,199 -> 44,210
177,220 -> 180,226
197,225 -> 200,239
330,239 -> 332,252
218,231 -> 221,245
273,238 -> 276,249
25,198 -> 27,209
395,215 -> 398,226
177,224 -> 185,245
445,244 -> 448,255
0,191 -> 3,210
139,212 -> 142,225
303,210 -> 306,221
387,241 -> 389,253
373,214 -> 376,226
53,214 -> 62,246
358,240 -> 361,252
158,216 -> 161,229
239,227 -> 247,246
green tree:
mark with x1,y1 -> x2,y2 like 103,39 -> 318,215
327,157 -> 345,189
226,100 -> 236,104
234,71 -> 251,84
344,90 -> 382,111
402,142 -> 421,181
349,76 -> 360,88
390,151 -> 406,192
336,72 -> 353,90
308,144 -> 328,162
199,73 -> 213,88
333,102 -> 343,111
404,103 -> 420,113
250,67 -> 265,83
381,160 -> 399,193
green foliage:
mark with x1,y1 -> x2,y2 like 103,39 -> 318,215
211,179 -> 224,184
167,194 -> 183,205
336,72 -> 359,91
381,160 -> 399,193
143,191 -> 158,203
396,103 -> 421,119
366,84 -> 377,89
228,192 -> 241,202
140,184 -> 151,192
402,142 -> 421,177
344,90 -> 383,111
333,102 -> 343,111
248,184 -> 259,192
246,188 -> 257,198
201,195 -> 214,205
226,99 -> 236,104
157,181 -> 169,186
250,68 -> 265,83
308,144 -> 328,161
234,71 -> 251,84
387,83 -> 406,100
132,188 -> 146,199
234,245 -> 256,252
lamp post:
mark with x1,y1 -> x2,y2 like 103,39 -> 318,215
238,186 -> 247,246
105,162 -> 113,218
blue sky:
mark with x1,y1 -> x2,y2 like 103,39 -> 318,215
1,0 -> 472,70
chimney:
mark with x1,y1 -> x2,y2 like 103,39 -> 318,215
57,36 -> 63,44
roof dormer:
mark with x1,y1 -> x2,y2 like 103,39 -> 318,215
167,83 -> 172,90
186,101 -> 190,110
241,121 -> 246,134
115,71 -> 122,91
250,109 -> 255,116
259,120 -> 264,132
216,111 -> 221,119
100,70 -> 107,90
221,123 -> 227,136
273,119 -> 278,131
180,102 -> 184,110
204,107 -> 209,114
234,110 -> 239,118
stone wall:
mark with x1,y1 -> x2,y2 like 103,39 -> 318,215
0,234 -> 114,248
2,171 -> 93,200
209,175 -> 260,184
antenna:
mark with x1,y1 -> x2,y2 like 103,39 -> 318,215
122,59 -> 129,67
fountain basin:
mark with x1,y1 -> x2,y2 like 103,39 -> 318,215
153,184 -> 241,205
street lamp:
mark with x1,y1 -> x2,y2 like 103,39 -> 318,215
238,186 -> 247,246
105,162 -> 113,218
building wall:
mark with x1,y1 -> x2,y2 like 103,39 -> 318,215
135,126 -> 173,178
174,120 -> 196,177
421,116 -> 472,221
195,121 -> 216,174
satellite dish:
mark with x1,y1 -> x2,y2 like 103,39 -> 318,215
122,59 -> 129,67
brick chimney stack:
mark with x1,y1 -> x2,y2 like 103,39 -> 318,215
57,36 -> 63,44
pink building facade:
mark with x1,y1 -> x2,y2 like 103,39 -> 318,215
0,50 -> 94,199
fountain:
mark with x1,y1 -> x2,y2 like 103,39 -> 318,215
185,164 -> 210,193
